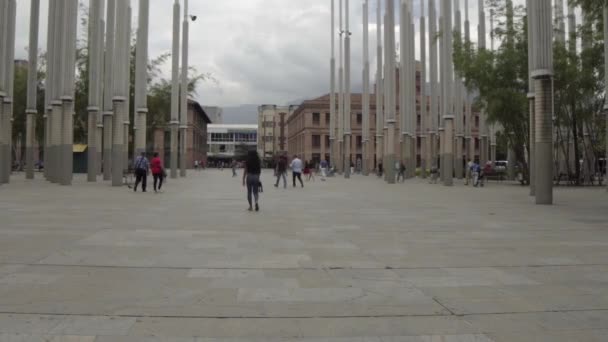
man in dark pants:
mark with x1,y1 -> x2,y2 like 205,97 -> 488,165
274,155 -> 288,188
290,155 -> 304,188
133,152 -> 150,192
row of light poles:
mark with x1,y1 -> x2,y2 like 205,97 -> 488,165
330,0 -> 561,204
0,0 -> 193,187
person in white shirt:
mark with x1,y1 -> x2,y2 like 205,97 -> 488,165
290,155 -> 304,188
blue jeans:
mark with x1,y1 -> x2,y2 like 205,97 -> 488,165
246,174 -> 260,206
275,171 -> 287,188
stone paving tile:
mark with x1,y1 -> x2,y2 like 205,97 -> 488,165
0,172 -> 607,339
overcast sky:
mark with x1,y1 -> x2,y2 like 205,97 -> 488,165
14,0 -> 552,108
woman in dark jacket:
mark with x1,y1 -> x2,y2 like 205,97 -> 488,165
242,150 -> 262,211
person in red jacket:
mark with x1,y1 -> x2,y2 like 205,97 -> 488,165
150,152 -> 165,193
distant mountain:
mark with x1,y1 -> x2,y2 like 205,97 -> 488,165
221,104 -> 258,125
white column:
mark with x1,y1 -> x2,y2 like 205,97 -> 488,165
532,0 -> 554,205
135,0 -> 150,157
25,0 -> 40,180
362,0 -> 370,176
60,0 -> 78,186
1,0 -> 16,184
180,0 -> 189,177
464,0 -> 473,163
375,0 -> 384,174
103,0 -> 116,181
123,6 -> 132,170
330,0 -> 337,171
337,0 -> 344,174
478,0 -> 488,167
385,0 -> 396,184
442,0 -> 454,186
96,0 -> 105,176
87,0 -> 101,182
454,0 -> 464,180
429,0 -> 438,171
399,0 -> 409,177
420,0 -> 428,179
527,0 -> 536,196
170,0 -> 180,178
604,3 -> 608,192
111,0 -> 130,186
343,0 -> 352,178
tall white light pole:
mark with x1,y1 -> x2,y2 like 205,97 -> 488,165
527,0 -> 535,196
338,0 -> 344,174
0,0 -> 16,184
135,0 -> 150,157
429,0 -> 438,171
96,0 -> 105,177
385,0 -> 396,184
59,0 -> 78,186
420,0 -> 428,179
0,0 -> 6,184
87,0 -> 102,182
399,0 -> 409,177
123,6 -> 132,170
362,0 -> 370,176
170,0 -> 181,179
179,0 -> 189,177
454,0 -> 464,179
604,3 -> 608,192
103,0 -> 116,181
442,0 -> 454,186
375,0 -> 384,174
464,0 -> 473,165
49,0 -> 63,183
532,0 -> 554,205
478,0 -> 488,167
330,0 -> 336,171
25,0 -> 40,180
344,0 -> 352,178
408,1 -> 416,179
111,0 -> 130,186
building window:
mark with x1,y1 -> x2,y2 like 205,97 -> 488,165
312,135 -> 321,148
326,113 -> 330,125
356,135 -> 362,148
325,135 -> 330,148
313,112 -> 320,125
475,115 -> 479,128
357,113 -> 362,125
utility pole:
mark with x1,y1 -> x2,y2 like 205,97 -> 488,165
420,0 -> 428,179
330,0 -> 336,172
375,0 -> 384,176
170,0 -> 181,179
442,0 -> 454,186
429,0 -> 438,173
111,0 -> 130,186
344,0 -> 352,178
385,0 -> 396,184
532,0 -> 554,204
180,0 -> 189,177
362,0 -> 370,176
527,0 -> 536,196
135,0 -> 150,157
25,0 -> 40,180
103,0 -> 116,181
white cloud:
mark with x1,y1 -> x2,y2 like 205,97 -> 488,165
11,0 -> 556,109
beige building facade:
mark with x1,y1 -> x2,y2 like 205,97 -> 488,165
257,105 -> 297,161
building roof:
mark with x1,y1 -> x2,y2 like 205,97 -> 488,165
189,100 -> 212,124
208,124 -> 258,133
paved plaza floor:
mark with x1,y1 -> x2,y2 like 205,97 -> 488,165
0,170 -> 607,341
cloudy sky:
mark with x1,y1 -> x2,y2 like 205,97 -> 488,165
14,0 -> 543,109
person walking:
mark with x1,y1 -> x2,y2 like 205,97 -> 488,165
320,159 -> 328,181
274,155 -> 288,188
377,162 -> 383,178
242,150 -> 262,211
397,161 -> 406,183
291,155 -> 304,188
150,152 -> 165,193
465,159 -> 473,185
133,152 -> 150,192
231,160 -> 238,177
